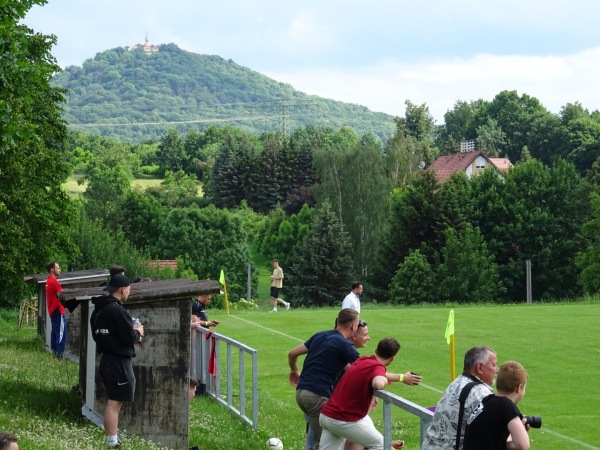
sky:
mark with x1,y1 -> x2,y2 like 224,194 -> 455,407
24,0 -> 600,123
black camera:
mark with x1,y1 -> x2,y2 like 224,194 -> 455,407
523,415 -> 542,428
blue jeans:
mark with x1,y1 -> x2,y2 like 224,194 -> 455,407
305,413 -> 315,449
50,309 -> 67,358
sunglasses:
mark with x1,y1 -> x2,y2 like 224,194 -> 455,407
358,320 -> 367,328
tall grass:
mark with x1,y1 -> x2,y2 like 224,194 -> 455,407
2,299 -> 600,450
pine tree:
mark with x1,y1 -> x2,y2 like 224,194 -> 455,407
388,250 -> 436,305
286,201 -> 353,307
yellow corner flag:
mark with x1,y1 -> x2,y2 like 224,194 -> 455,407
219,269 -> 230,315
445,309 -> 454,344
445,309 -> 456,380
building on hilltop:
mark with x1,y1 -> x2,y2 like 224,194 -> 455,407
125,33 -> 159,54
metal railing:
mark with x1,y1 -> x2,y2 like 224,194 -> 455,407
190,326 -> 433,441
374,389 -> 434,448
191,326 -> 259,428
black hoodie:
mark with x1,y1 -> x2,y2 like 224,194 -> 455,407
91,294 -> 137,358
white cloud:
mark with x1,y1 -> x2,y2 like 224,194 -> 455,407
23,0 -> 600,124
265,47 -> 600,122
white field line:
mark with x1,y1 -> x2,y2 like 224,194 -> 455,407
229,314 -> 600,450
229,314 -> 304,343
540,429 -> 600,450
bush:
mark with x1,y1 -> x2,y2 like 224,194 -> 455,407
231,299 -> 259,311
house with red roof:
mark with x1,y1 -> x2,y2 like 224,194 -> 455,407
428,150 -> 512,184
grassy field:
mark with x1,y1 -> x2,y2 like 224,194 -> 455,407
209,301 -> 600,450
2,300 -> 600,450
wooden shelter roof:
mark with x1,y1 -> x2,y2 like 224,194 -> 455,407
60,278 -> 221,302
26,268 -> 109,283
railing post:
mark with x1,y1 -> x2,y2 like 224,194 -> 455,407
374,390 -> 434,446
383,397 -> 392,449
191,326 -> 259,428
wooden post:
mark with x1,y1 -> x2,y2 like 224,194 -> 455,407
526,259 -> 532,304
247,264 -> 252,302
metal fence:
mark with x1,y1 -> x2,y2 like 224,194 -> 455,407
374,389 -> 434,448
191,326 -> 259,428
191,326 -> 434,443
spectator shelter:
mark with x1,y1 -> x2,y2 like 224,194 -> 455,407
27,268 -> 109,361
61,278 -> 221,450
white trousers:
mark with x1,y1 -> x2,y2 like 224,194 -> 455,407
319,414 -> 383,450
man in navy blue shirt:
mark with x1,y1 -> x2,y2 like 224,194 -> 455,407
288,308 -> 360,450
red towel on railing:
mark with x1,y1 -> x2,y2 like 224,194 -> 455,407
205,330 -> 217,376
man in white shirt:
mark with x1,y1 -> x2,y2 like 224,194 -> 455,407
421,346 -> 498,450
341,282 -> 363,314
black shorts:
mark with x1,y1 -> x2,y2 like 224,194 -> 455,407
270,286 -> 281,298
99,354 -> 136,402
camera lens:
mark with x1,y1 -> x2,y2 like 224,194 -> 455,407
524,415 -> 542,428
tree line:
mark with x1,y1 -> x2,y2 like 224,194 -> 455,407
3,0 -> 600,308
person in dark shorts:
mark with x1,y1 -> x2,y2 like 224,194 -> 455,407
270,259 -> 289,312
91,274 -> 144,448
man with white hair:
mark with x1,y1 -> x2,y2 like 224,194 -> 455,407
422,346 -> 498,450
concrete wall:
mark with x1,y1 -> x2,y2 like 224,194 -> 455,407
96,297 -> 192,449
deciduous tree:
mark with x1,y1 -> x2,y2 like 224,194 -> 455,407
576,192 -> 600,294
1,0 -> 75,305
436,225 -> 504,303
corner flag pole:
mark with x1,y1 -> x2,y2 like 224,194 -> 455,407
219,269 -> 230,315
445,309 -> 456,380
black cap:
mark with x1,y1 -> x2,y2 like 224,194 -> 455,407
105,274 -> 131,293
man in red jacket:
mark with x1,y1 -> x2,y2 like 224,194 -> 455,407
45,262 -> 66,360
319,338 -> 407,450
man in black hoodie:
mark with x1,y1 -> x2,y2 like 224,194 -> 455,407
91,274 -> 144,448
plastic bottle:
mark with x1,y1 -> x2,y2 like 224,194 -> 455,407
132,317 -> 143,346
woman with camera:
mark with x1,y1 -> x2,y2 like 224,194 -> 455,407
463,361 -> 531,450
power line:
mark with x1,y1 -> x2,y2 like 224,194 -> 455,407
66,98 -> 320,133
68,113 -> 299,128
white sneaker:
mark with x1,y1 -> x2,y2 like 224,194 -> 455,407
271,309 -> 277,312
285,302 -> 290,311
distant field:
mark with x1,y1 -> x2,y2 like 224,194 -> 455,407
63,177 -> 190,196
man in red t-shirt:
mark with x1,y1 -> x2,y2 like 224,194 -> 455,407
319,338 -> 407,450
45,261 -> 66,360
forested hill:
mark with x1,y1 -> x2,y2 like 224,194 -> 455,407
52,43 -> 396,142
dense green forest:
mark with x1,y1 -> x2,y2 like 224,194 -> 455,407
4,0 -> 600,310
52,43 -> 396,142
